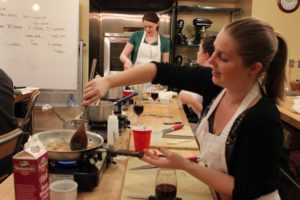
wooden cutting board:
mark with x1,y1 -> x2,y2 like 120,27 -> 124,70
150,128 -> 198,150
121,157 -> 213,200
127,127 -> 198,151
127,98 -> 199,150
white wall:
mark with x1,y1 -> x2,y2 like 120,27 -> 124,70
251,0 -> 300,83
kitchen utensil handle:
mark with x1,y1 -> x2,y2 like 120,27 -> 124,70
115,92 -> 138,105
89,59 -> 97,81
172,123 -> 184,130
163,122 -> 182,125
52,108 -> 66,122
186,156 -> 198,163
106,148 -> 144,158
82,106 -> 88,121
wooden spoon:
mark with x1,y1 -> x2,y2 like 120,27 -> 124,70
69,106 -> 88,150
69,58 -> 97,150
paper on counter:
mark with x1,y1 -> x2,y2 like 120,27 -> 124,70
292,96 -> 300,113
20,87 -> 39,95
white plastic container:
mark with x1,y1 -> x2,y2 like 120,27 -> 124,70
50,179 -> 77,200
107,114 -> 119,147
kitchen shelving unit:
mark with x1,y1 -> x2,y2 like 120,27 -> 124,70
171,4 -> 242,64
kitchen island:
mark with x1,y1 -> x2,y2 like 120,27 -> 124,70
0,97 -> 213,200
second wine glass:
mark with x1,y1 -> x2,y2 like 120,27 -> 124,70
151,91 -> 159,103
155,169 -> 177,200
133,100 -> 144,125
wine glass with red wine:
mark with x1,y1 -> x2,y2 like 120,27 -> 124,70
155,169 -> 177,200
151,91 -> 159,103
133,100 -> 144,124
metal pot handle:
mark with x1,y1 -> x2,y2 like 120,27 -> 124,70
114,92 -> 138,105
106,147 -> 144,158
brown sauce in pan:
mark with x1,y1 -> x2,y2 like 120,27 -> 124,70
46,141 -> 95,151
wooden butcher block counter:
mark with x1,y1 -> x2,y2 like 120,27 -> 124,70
278,95 -> 300,129
126,97 -> 198,150
0,96 -> 211,200
121,154 -> 213,200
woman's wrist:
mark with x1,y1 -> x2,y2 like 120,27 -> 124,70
125,60 -> 132,65
102,76 -> 112,92
179,157 -> 196,171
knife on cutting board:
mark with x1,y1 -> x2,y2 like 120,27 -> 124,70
161,123 -> 184,134
161,123 -> 195,139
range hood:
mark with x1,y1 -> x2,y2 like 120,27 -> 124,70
90,0 -> 177,12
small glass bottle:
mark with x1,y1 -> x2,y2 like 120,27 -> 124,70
67,94 -> 74,107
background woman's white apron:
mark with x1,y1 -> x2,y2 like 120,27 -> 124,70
134,31 -> 161,65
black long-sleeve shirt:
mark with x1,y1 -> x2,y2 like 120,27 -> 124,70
0,68 -> 18,178
152,62 -> 222,111
151,62 -> 283,199
0,68 -> 18,135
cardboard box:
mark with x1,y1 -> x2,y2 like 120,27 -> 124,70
13,145 -> 49,200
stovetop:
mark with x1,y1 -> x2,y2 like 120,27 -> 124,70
48,149 -> 118,191
48,115 -> 130,191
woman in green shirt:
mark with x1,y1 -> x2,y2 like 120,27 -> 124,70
120,12 -> 170,70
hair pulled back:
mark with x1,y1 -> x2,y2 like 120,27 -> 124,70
225,18 -> 287,102
143,12 -> 159,23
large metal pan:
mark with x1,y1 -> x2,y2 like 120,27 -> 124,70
35,129 -> 142,160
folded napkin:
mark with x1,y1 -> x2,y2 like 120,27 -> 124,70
22,87 -> 39,94
292,96 -> 300,113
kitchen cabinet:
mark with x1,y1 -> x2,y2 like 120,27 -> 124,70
277,96 -> 300,199
172,5 -> 242,65
279,122 -> 300,200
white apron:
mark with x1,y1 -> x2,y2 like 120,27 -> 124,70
134,31 -> 161,65
196,83 -> 280,200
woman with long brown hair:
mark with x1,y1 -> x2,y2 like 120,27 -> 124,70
84,17 -> 287,199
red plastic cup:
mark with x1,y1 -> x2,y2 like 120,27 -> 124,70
123,89 -> 134,97
132,125 -> 152,151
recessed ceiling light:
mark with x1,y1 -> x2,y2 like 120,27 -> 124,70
32,3 -> 40,11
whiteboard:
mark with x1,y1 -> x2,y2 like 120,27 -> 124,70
0,0 -> 79,90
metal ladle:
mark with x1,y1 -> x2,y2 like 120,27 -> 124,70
41,104 -> 66,122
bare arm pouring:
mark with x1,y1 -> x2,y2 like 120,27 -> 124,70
82,63 -> 157,105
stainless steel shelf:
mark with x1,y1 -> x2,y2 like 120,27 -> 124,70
178,5 -> 242,14
172,5 -> 243,64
